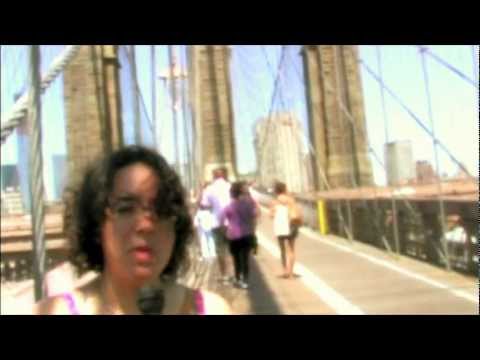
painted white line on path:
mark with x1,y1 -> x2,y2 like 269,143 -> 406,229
255,230 -> 365,315
299,227 -> 478,304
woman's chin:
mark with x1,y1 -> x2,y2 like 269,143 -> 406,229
131,266 -> 159,283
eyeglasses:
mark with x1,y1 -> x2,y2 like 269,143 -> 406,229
108,196 -> 176,224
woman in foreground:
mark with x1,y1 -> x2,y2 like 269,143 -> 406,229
34,146 -> 231,315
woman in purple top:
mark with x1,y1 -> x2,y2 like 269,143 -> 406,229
221,181 -> 258,289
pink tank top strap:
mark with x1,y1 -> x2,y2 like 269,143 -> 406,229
194,289 -> 205,315
62,293 -> 80,315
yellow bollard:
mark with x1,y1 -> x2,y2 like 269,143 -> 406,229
317,200 -> 329,235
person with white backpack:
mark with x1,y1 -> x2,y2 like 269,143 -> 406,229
270,181 -> 303,279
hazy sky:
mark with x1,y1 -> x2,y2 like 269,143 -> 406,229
1,45 -> 478,200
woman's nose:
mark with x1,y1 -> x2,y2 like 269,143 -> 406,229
134,209 -> 157,231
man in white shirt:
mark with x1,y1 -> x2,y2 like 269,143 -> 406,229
201,167 -> 232,283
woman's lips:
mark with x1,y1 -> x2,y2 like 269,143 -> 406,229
132,246 -> 153,262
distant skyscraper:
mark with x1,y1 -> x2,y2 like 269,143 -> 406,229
254,112 -> 313,194
1,190 -> 24,215
385,141 -> 415,186
1,164 -> 20,192
52,154 -> 68,200
416,160 -> 438,184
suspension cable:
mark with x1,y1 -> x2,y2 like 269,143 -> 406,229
180,45 -> 193,190
472,45 -> 479,86
419,46 -> 451,270
257,46 -> 287,180
258,45 -> 300,185
28,45 -> 47,301
360,59 -> 474,178
376,46 -> 390,144
413,45 -> 477,87
151,45 -> 157,149
122,46 -> 156,143
235,47 -> 272,113
1,45 -> 82,144
187,46 -> 201,192
373,45 -> 401,254
290,46 -> 421,226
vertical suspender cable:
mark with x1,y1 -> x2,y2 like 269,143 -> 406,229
28,45 -> 47,301
376,45 -> 401,256
419,46 -> 451,271
168,45 -> 180,175
151,45 -> 157,149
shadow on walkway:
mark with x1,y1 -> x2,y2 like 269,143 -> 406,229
245,258 -> 283,315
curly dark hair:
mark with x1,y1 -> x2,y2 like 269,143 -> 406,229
273,181 -> 287,195
66,145 -> 193,278
230,181 -> 245,199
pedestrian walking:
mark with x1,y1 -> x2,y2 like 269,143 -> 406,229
221,181 -> 258,289
270,181 -> 303,279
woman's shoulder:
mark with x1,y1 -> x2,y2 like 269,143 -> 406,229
165,282 -> 232,315
33,277 -> 99,315
271,197 -> 281,207
33,292 -> 78,315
